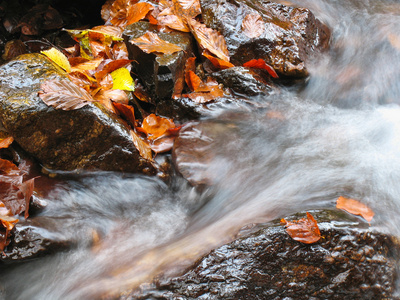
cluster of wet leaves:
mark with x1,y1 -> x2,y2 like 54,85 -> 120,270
281,197 -> 375,244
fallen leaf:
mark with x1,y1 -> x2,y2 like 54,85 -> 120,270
139,114 -> 176,140
202,51 -> 234,70
243,59 -> 279,78
336,196 -> 374,222
126,2 -> 155,26
41,47 -> 71,72
111,67 -> 135,91
157,7 -> 190,32
130,32 -> 183,55
130,130 -> 153,161
0,136 -> 14,149
39,79 -> 94,110
94,89 -> 129,105
188,19 -> 230,62
134,85 -> 152,103
113,102 -> 136,128
90,25 -> 124,40
183,77 -> 224,103
0,158 -> 20,176
150,136 -> 175,153
185,70 -> 202,92
242,12 -> 265,39
71,57 -> 104,72
19,178 -> 35,219
95,59 -> 133,82
281,212 -> 321,244
172,0 -> 201,20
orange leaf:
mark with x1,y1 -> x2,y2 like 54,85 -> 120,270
0,158 -> 20,176
242,12 -> 265,39
140,114 -> 176,140
243,59 -> 279,78
126,2 -> 155,26
0,136 -> 14,149
172,0 -> 201,20
281,212 -> 321,244
130,32 -> 183,55
95,59 -> 133,82
188,19 -> 230,62
186,70 -> 202,92
130,130 -> 153,161
71,57 -> 104,72
113,102 -> 136,128
157,7 -> 190,32
202,51 -> 234,70
336,196 -> 374,222
183,78 -> 225,103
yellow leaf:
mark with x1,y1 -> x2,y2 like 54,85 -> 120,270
111,68 -> 135,91
41,47 -> 71,73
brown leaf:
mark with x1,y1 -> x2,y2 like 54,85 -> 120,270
0,136 -> 14,149
242,12 -> 265,38
188,19 -> 230,62
126,2 -> 155,26
150,136 -> 175,153
243,59 -> 279,78
39,79 -> 94,110
130,130 -> 153,161
202,51 -> 234,70
91,25 -> 124,40
95,59 -> 133,82
185,70 -> 202,92
139,114 -> 176,140
281,212 -> 321,244
172,0 -> 201,20
113,102 -> 136,128
70,57 -> 104,72
0,158 -> 20,176
157,8 -> 190,32
19,178 -> 35,219
183,78 -> 225,103
111,42 -> 130,60
134,85 -> 152,103
131,32 -> 183,55
102,0 -> 139,27
336,196 -> 374,222
94,89 -> 129,105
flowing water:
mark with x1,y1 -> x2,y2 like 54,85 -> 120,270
3,0 -> 400,298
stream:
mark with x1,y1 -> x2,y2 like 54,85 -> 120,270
2,0 -> 400,298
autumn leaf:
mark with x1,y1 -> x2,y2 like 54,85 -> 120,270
185,70 -> 202,92
111,67 -> 135,91
130,129 -> 153,161
0,136 -> 14,149
113,102 -> 136,128
183,78 -> 225,103
70,57 -> 104,72
188,19 -> 230,62
242,12 -> 265,39
336,196 -> 374,222
243,59 -> 279,78
0,158 -> 20,176
41,47 -> 71,72
281,212 -> 321,244
90,25 -> 124,40
19,178 -> 35,219
172,0 -> 201,20
95,59 -> 133,82
130,32 -> 183,55
157,7 -> 190,32
138,114 -> 177,140
39,79 -> 94,110
202,51 -> 234,70
126,2 -> 155,26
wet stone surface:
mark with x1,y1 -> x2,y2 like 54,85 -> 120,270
0,53 -> 156,174
200,0 -> 331,77
127,210 -> 400,300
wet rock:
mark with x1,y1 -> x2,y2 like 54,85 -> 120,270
0,53 -> 156,174
200,0 -> 331,77
2,216 -> 72,262
123,21 -> 195,102
129,210 -> 400,299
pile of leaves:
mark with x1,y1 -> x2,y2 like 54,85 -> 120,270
0,135 -> 35,252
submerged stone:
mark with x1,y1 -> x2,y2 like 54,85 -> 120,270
0,53 -> 156,174
200,0 -> 331,77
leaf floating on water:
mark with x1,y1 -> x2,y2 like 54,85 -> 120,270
0,136 -> 14,149
41,47 -> 71,72
111,67 -> 135,91
243,59 -> 279,78
242,12 -> 265,39
139,114 -> 176,140
336,196 -> 374,222
39,79 -> 94,110
130,32 -> 183,55
281,212 -> 321,244
188,19 -> 230,62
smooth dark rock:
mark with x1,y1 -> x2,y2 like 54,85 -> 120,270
200,0 -> 331,77
127,210 -> 400,299
0,53 -> 156,174
124,21 -> 195,102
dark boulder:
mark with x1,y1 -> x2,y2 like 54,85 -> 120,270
0,53 -> 156,174
128,210 -> 400,299
200,0 -> 331,77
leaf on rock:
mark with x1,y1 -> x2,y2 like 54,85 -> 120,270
39,79 -> 94,110
157,7 -> 190,32
111,67 -> 135,91
130,32 -> 183,55
243,59 -> 279,78
242,12 -> 265,39
183,78 -> 224,103
185,70 -> 202,92
139,114 -> 176,140
113,102 -> 136,128
41,47 -> 71,72
188,19 -> 230,62
336,196 -> 374,222
19,178 -> 35,219
0,136 -> 14,149
130,130 -> 153,161
71,57 -> 104,72
281,212 -> 321,244
202,51 -> 234,70
90,25 -> 124,40
95,89 -> 129,105
172,0 -> 201,20
126,2 -> 155,26
95,59 -> 133,82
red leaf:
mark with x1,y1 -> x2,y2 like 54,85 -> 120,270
281,212 -> 321,244
202,51 -> 234,70
243,59 -> 279,78
113,102 -> 136,128
130,32 -> 183,55
336,196 -> 374,222
242,12 -> 265,38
